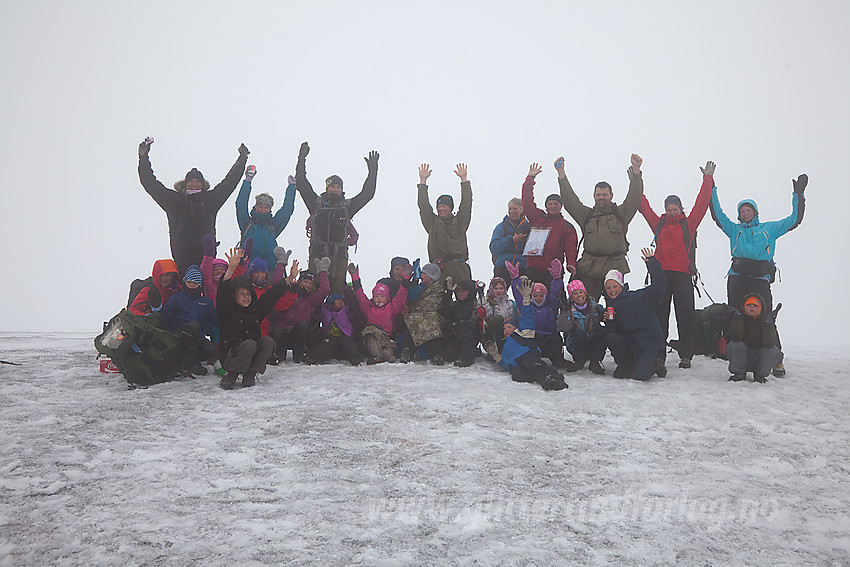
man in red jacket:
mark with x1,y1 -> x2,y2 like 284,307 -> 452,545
520,163 -> 578,289
638,160 -> 714,371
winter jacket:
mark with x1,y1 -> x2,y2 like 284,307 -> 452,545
498,302 -> 540,372
438,283 -> 479,326
353,279 -> 408,334
418,181 -> 473,266
138,153 -> 247,273
129,259 -> 181,316
559,167 -> 644,277
217,275 -> 291,359
603,257 -> 666,350
295,154 -> 376,260
319,301 -> 355,338
522,176 -> 578,272
200,256 -> 228,307
557,298 -> 605,349
483,295 -> 519,322
638,174 -> 713,274
236,179 -> 297,271
511,276 -> 563,336
403,281 -> 447,347
727,294 -> 779,349
158,287 -> 217,333
489,215 -> 530,271
709,188 -> 805,276
269,271 -> 330,331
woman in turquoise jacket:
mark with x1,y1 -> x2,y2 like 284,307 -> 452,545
236,166 -> 297,272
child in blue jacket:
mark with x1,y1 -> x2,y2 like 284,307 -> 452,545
509,259 -> 568,367
158,264 -> 217,375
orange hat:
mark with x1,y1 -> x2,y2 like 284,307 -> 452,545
743,296 -> 762,313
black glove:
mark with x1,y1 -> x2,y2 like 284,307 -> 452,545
364,150 -> 379,172
793,174 -> 808,195
238,143 -> 250,157
299,142 -> 310,160
138,136 -> 153,157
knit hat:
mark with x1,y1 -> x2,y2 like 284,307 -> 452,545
185,168 -> 204,182
743,295 -> 762,313
183,265 -> 204,286
532,282 -> 548,296
604,269 -> 625,287
504,313 -> 519,328
326,293 -> 344,305
436,194 -> 454,209
255,193 -> 274,208
566,280 -> 587,296
421,263 -> 441,282
390,256 -> 410,268
325,175 -> 344,190
298,271 -> 315,282
248,258 -> 268,275
664,195 -> 683,210
212,258 -> 228,270
372,283 -> 390,298
545,194 -> 563,206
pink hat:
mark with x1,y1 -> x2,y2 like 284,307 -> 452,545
372,283 -> 390,298
532,282 -> 548,296
566,280 -> 587,296
604,269 -> 624,287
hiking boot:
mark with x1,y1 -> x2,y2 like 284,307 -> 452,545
241,373 -> 257,388
267,356 -> 280,366
292,352 -> 304,364
728,373 -> 746,382
349,358 -> 362,367
550,358 -> 571,368
563,360 -> 585,373
753,374 -> 768,384
399,348 -> 412,364
678,358 -> 692,369
219,373 -> 238,390
655,359 -> 668,378
366,356 -> 382,365
188,363 -> 208,376
772,362 -> 786,377
430,354 -> 445,366
613,364 -> 633,379
454,358 -> 474,368
539,376 -> 569,391
589,360 -> 606,375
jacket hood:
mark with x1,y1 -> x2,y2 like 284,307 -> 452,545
741,292 -> 768,319
151,259 -> 180,298
230,275 -> 258,304
173,169 -> 211,193
737,199 -> 760,223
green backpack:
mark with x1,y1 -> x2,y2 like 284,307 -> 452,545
94,309 -> 195,387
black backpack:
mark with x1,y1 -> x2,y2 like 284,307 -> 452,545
669,303 -> 735,360
94,309 -> 194,387
126,277 -> 162,311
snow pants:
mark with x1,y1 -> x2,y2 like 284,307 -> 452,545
442,320 -> 479,363
726,341 -> 783,377
605,332 -> 661,381
223,337 -> 275,376
535,331 -> 566,364
510,351 -> 567,390
176,321 -> 216,363
310,335 -> 362,365
270,321 -> 311,360
565,328 -> 607,364
727,274 -> 782,350
656,270 -> 695,361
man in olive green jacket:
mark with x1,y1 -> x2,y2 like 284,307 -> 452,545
417,163 -> 473,283
556,153 -> 645,300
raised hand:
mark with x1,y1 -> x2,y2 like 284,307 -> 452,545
505,261 -> 520,281
445,276 -> 457,292
239,143 -> 250,157
454,163 -> 468,182
273,247 -> 292,266
287,174 -> 296,186
793,174 -> 808,195
700,160 -> 717,176
528,163 -> 543,177
138,136 -> 154,157
553,156 -> 565,170
347,262 -> 359,278
246,165 -> 257,181
315,256 -> 331,274
298,141 -> 310,159
364,150 -> 380,172
418,163 -> 432,184
641,246 -> 656,261
548,259 -> 563,279
630,153 -> 643,173
519,276 -> 534,305
286,259 -> 301,284
202,234 -> 219,257
225,247 -> 244,269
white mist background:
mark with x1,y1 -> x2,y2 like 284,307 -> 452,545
1,1 -> 847,347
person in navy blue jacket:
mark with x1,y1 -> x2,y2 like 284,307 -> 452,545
489,198 -> 530,280
158,265 -> 217,375
602,248 -> 666,381
482,276 -> 567,391
235,165 -> 297,273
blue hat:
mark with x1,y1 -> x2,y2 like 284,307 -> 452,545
436,194 -> 454,209
504,314 -> 519,327
248,258 -> 268,275
326,293 -> 344,305
183,265 -> 204,286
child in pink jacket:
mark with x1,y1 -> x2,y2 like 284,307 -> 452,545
347,263 -> 408,364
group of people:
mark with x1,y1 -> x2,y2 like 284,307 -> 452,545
127,137 -> 808,390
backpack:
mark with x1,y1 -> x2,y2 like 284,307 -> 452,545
669,303 -> 735,359
94,309 -> 195,387
578,203 -> 629,253
126,277 -> 161,311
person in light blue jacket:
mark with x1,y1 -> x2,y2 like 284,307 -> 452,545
236,165 -> 297,272
489,198 -> 530,280
709,173 -> 807,376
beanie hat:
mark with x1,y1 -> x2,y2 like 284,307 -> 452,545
298,271 -> 315,282
185,168 -> 204,182
532,282 -> 548,296
248,258 -> 268,275
212,258 -> 228,270
566,280 -> 587,296
664,195 -> 683,210
325,175 -> 344,190
326,293 -> 344,305
743,295 -> 762,313
372,283 -> 390,298
421,262 -> 441,282
255,193 -> 274,209
436,194 -> 454,209
504,313 -> 520,328
183,265 -> 204,286
390,256 -> 410,269
604,269 -> 625,287
545,194 -> 563,207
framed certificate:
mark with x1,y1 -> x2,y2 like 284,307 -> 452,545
523,227 -> 551,257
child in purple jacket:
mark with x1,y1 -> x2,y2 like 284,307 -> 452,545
508,258 -> 568,367
308,294 -> 362,366
348,263 -> 408,364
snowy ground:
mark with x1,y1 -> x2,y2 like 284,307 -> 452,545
1,334 -> 849,567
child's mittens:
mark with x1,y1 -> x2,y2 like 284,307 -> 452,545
505,261 -> 520,281
482,340 -> 502,363
273,247 -> 291,266
202,234 -> 218,257
548,259 -> 563,279
556,312 -> 575,333
347,263 -> 359,279
242,237 -> 254,262
445,276 -> 457,292
287,175 -> 296,186
315,256 -> 331,274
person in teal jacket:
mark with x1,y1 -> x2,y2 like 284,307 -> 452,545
236,165 -> 296,273
709,173 -> 807,376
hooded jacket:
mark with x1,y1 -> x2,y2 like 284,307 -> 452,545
217,275 -> 292,358
139,152 -> 247,273
521,176 -> 578,272
638,173 -> 713,274
727,293 -> 779,349
510,276 -> 563,335
709,188 -> 805,275
236,179 -> 297,271
353,279 -> 409,334
129,259 -> 181,316
489,214 -> 530,271
603,257 -> 666,351
158,285 -> 217,333
498,302 -> 540,372
557,297 -> 605,347
319,298 -> 355,338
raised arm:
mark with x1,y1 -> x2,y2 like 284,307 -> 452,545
137,137 -> 177,211
349,150 -> 379,217
295,142 -> 319,215
235,172 -> 253,234
619,153 -> 645,223
686,161 -> 716,232
455,163 -> 473,231
555,156 -> 591,225
522,164 -> 544,223
774,175 -> 807,233
208,143 -> 250,211
709,185 -> 737,237
273,176 -> 298,235
417,163 -> 436,233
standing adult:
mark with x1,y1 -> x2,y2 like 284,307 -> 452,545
138,137 -> 249,275
637,160 -> 715,370
235,166 -> 297,273
295,141 -> 379,293
709,172 -> 807,376
521,163 -> 578,289
557,154 -> 645,300
417,163 -> 473,283
489,198 -> 530,281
